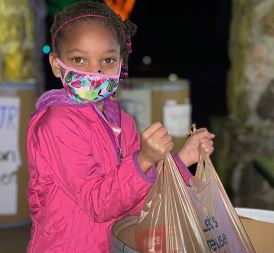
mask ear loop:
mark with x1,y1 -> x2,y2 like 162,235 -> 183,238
56,58 -> 69,83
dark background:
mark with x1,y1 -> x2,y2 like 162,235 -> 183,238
44,0 -> 231,129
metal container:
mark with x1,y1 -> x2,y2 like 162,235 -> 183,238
111,216 -> 139,253
111,209 -> 274,253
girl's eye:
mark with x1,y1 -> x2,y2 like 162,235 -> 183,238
73,57 -> 84,64
104,58 -> 115,65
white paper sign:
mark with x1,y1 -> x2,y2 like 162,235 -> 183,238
0,96 -> 21,215
119,90 -> 151,132
163,102 -> 191,137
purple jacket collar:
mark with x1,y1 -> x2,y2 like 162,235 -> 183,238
34,88 -> 121,128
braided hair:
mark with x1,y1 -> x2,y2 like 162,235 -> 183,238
50,0 -> 137,81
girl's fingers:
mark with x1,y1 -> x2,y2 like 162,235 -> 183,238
156,140 -> 174,155
147,132 -> 173,153
201,139 -> 213,146
166,141 -> 174,152
195,128 -> 207,133
161,134 -> 173,144
193,131 -> 215,142
201,144 -> 214,154
201,141 -> 214,150
194,128 -> 215,138
142,122 -> 163,140
157,136 -> 174,153
153,127 -> 168,138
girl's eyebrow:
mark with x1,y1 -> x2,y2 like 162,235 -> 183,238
66,49 -> 88,54
66,49 -> 120,54
103,49 -> 120,54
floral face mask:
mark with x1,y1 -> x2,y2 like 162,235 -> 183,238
56,58 -> 121,104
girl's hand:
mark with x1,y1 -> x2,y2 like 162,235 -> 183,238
178,128 -> 215,167
138,122 -> 174,172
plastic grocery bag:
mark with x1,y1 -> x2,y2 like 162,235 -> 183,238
134,151 -> 256,253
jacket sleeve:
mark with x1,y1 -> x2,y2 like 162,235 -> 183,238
31,108 -> 156,223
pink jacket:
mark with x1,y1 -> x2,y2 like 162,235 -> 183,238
26,89 -> 192,253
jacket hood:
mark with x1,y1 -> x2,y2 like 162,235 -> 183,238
34,89 -> 74,114
33,88 -> 121,128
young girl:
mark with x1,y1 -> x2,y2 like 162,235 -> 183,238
26,1 -> 214,252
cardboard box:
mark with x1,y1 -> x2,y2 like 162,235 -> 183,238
0,82 -> 36,227
236,208 -> 274,253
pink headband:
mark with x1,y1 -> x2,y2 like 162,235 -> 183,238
52,13 -> 132,53
53,14 -> 107,49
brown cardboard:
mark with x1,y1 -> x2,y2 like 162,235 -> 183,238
0,83 -> 37,226
240,217 -> 274,253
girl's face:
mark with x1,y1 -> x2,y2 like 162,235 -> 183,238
50,21 -> 122,77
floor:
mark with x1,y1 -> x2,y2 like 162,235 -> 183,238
0,224 -> 31,252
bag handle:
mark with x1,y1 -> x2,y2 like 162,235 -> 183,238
186,124 -> 212,194
188,124 -> 207,181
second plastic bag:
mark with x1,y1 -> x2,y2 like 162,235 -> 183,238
134,151 -> 256,253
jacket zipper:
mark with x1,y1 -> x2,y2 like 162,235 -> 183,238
90,105 -> 122,165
